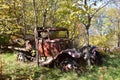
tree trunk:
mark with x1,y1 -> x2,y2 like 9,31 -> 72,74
42,9 -> 47,28
22,0 -> 26,38
86,28 -> 91,66
118,19 -> 120,47
86,29 -> 89,46
32,0 -> 39,66
118,33 -> 120,47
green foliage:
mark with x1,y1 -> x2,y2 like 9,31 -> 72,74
54,0 -> 80,39
0,0 -> 24,35
0,35 -> 9,45
0,0 -> 119,48
1,52 -> 120,80
90,29 -> 118,48
90,35 -> 109,47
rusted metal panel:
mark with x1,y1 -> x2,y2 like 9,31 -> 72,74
35,27 -> 71,58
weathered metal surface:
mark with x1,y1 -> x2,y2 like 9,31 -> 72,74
35,27 -> 71,58
40,46 -> 103,72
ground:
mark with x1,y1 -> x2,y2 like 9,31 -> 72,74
0,52 -> 120,80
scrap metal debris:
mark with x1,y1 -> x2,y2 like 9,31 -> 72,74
41,46 -> 103,72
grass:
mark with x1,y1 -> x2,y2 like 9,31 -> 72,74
0,52 -> 120,80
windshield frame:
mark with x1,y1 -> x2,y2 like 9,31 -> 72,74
49,30 -> 69,40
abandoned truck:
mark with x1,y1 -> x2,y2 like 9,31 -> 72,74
33,27 -> 103,72
34,27 -> 82,71
15,27 -> 72,62
34,27 -> 72,58
16,27 -> 102,72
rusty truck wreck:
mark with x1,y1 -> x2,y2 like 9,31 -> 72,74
34,27 -> 103,72
35,27 -> 72,57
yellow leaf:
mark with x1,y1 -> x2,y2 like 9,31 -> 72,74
2,4 -> 9,9
0,0 -> 3,3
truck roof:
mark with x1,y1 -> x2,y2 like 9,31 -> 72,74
37,27 -> 68,32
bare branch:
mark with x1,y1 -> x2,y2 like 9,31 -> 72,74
84,0 -> 87,5
91,1 -> 111,18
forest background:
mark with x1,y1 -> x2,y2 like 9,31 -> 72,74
0,0 -> 120,49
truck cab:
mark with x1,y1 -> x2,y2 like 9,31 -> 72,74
35,27 -> 72,57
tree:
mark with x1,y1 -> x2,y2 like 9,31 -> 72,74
111,0 -> 120,47
53,0 -> 83,41
90,7 -> 119,48
74,0 -> 110,46
72,0 -> 111,66
0,0 -> 23,35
